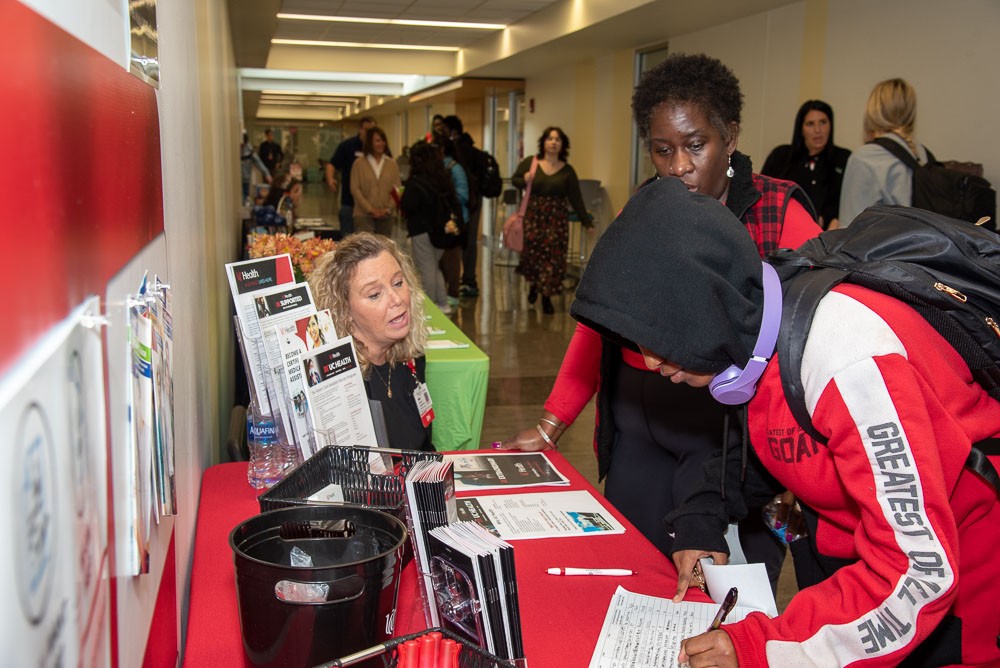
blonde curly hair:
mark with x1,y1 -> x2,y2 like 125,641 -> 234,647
309,232 -> 427,373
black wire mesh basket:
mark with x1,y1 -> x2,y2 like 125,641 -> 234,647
258,445 -> 444,518
315,627 -> 521,668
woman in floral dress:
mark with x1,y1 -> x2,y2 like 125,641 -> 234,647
511,127 -> 593,314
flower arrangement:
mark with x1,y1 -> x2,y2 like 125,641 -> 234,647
247,233 -> 336,282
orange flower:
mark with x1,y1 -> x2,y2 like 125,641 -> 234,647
247,233 -> 336,279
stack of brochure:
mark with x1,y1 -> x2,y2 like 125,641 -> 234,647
428,522 -> 524,662
404,459 -> 458,628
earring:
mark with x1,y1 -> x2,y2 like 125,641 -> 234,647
726,155 -> 735,178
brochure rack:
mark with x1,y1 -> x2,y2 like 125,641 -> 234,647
258,445 -> 442,517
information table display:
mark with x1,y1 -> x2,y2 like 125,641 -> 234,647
423,297 -> 489,451
182,451 -> 709,667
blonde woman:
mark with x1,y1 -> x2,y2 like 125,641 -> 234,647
350,127 -> 401,237
838,78 -> 927,227
309,233 -> 434,451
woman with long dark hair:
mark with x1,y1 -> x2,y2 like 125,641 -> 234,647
399,141 -> 460,315
761,100 -> 851,229
511,127 -> 592,315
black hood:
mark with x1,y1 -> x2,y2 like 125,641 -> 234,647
570,177 -> 764,374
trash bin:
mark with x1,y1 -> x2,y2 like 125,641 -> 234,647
230,505 -> 408,667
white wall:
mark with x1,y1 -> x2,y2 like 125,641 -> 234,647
824,0 -> 1000,185
160,0 -> 242,656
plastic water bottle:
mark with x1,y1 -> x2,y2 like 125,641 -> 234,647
762,492 -> 807,544
246,412 -> 297,489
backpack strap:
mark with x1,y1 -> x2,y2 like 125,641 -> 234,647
779,267 -> 1000,496
777,268 -> 848,444
967,443 -> 1000,496
870,136 -> 924,168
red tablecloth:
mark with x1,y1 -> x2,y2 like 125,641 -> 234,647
183,451 -> 707,666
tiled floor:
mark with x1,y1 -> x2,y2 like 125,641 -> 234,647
294,184 -> 797,610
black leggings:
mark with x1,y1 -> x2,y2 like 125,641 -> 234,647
602,362 -> 786,589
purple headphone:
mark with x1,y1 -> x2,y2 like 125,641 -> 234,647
708,262 -> 782,405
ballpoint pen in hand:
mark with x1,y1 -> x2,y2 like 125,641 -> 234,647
708,586 -> 739,631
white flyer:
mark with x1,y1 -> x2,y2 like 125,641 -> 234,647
301,335 -> 378,451
224,254 -> 296,409
276,309 -> 337,458
253,282 -> 316,446
455,490 -> 626,540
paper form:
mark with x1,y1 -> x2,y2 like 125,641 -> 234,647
588,586 -> 760,667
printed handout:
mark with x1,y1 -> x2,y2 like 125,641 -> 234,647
276,309 -> 336,458
252,282 -> 316,449
588,586 -> 763,668
456,490 -> 626,540
301,336 -> 378,451
224,254 -> 296,409
446,452 -> 570,491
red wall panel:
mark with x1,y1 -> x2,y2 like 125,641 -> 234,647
0,0 -> 164,376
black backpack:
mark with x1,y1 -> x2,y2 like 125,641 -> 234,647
871,137 -> 997,231
477,150 -> 503,198
769,205 -> 1000,494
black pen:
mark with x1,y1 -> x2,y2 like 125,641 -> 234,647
708,586 -> 739,631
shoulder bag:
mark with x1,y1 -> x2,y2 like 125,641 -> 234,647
502,156 -> 538,252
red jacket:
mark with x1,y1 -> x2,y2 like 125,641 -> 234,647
545,164 -> 820,477
730,284 -> 1000,666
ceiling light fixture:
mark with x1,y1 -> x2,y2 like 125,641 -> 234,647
277,13 -> 505,30
409,79 -> 463,103
272,38 -> 459,52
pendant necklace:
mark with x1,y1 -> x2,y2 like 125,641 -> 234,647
372,364 -> 392,398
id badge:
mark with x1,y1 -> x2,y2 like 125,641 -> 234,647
414,381 -> 435,427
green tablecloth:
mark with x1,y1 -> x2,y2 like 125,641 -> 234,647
423,297 -> 490,451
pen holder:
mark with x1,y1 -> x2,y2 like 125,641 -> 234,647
320,626 -> 525,668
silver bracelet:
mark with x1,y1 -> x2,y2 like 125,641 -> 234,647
539,417 -> 563,430
536,424 -> 557,450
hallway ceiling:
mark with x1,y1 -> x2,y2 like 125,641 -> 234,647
228,0 -> 798,125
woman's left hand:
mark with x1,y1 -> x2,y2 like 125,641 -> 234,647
678,630 -> 738,667
672,549 -> 728,602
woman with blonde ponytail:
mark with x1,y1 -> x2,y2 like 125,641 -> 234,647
839,77 -> 929,226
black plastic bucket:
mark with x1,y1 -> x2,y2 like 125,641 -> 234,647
229,505 -> 408,667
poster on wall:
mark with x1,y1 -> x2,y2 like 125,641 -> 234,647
0,296 -> 110,666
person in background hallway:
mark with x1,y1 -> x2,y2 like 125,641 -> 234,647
310,233 -> 435,452
350,126 -> 401,237
438,135 -> 469,306
761,100 -> 850,229
425,113 -> 445,144
258,128 -> 283,174
240,132 -> 271,201
399,142 -> 459,315
839,78 -> 927,228
326,116 -> 377,236
503,55 -> 820,594
442,115 -> 485,298
252,173 -> 302,231
570,176 -> 1000,668
511,126 -> 592,315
